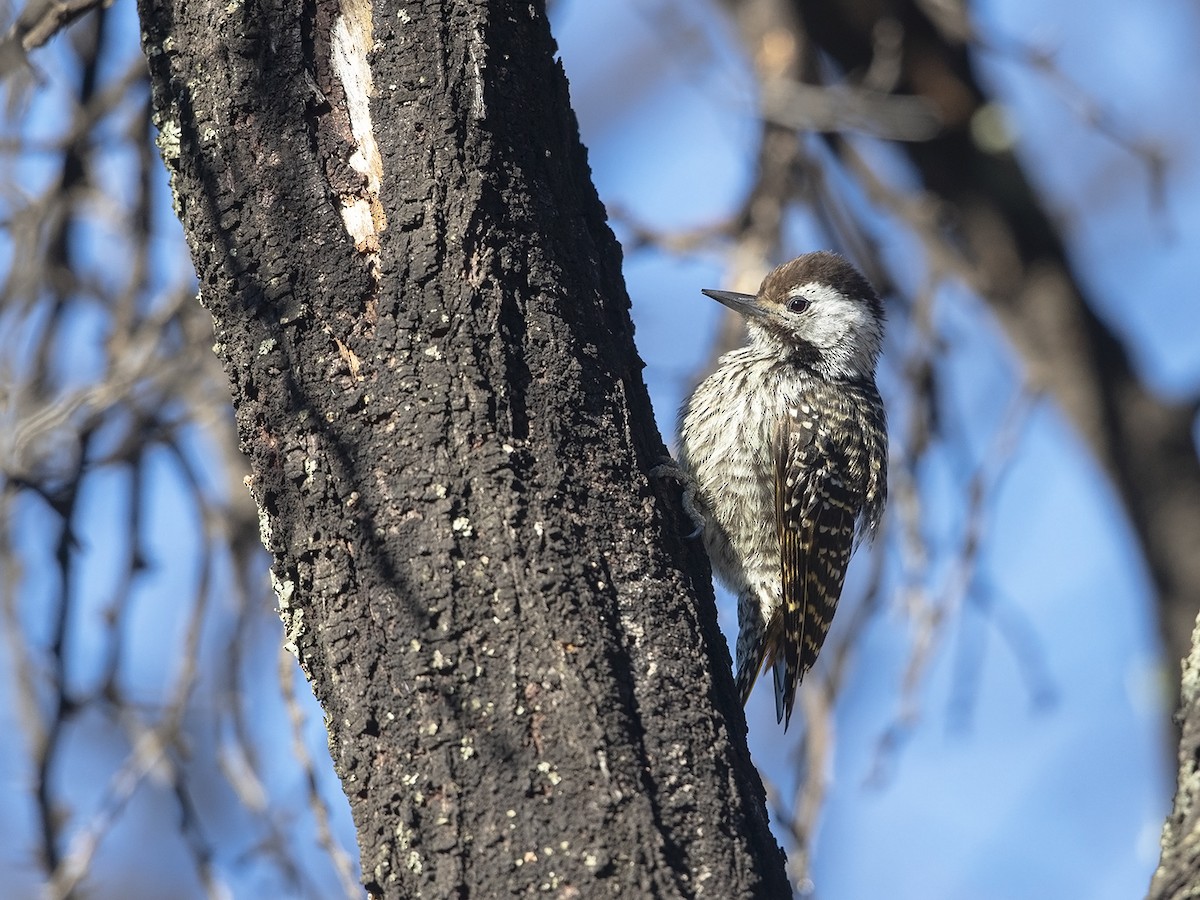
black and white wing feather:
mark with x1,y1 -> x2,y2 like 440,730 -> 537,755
771,405 -> 858,729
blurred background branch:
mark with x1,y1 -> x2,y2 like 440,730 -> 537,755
0,3 -> 357,896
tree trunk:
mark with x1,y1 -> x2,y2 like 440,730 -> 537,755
1151,612 -> 1200,899
136,1 -> 789,897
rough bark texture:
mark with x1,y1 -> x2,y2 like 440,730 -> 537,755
782,0 -> 1200,697
1152,612 -> 1200,899
137,1 -> 789,897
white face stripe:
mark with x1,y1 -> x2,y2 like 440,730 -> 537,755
783,281 -> 882,379
787,282 -> 844,305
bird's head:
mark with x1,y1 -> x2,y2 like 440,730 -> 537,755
702,251 -> 884,381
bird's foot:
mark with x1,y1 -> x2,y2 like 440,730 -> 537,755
650,457 -> 706,539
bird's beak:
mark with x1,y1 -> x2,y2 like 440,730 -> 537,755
701,289 -> 768,320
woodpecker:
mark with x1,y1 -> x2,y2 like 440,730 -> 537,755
677,252 -> 887,729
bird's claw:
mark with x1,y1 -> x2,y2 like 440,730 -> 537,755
651,457 -> 707,539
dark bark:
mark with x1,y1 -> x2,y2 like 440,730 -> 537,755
1151,615 -> 1200,899
136,1 -> 788,897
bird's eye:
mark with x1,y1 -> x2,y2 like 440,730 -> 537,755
787,297 -> 810,314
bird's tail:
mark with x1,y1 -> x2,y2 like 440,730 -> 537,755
772,656 -> 794,729
736,609 -> 790,722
